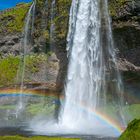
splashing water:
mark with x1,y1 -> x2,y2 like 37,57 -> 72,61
29,0 -> 127,137
60,0 -> 126,132
61,0 -> 124,119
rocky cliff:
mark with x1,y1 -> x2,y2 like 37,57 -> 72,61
0,0 -> 140,92
110,0 -> 140,72
110,1 -> 140,103
0,3 -> 30,56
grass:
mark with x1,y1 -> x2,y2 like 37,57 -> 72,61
0,53 -> 48,87
0,103 -> 140,140
0,136 -> 80,140
0,55 -> 20,87
0,3 -> 31,34
27,102 -> 55,116
109,0 -> 128,17
123,104 -> 140,121
119,119 -> 140,140
0,105 -> 16,110
25,54 -> 48,73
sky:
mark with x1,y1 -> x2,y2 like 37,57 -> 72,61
0,0 -> 32,10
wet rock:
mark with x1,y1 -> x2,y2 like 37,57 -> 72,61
118,58 -> 140,72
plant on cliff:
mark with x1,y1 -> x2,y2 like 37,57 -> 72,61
0,54 -> 48,87
34,0 -> 71,50
0,55 -> 20,87
109,0 -> 130,17
0,3 -> 31,34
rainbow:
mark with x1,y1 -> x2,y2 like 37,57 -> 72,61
0,88 -> 63,98
0,88 -> 126,135
71,101 -> 126,135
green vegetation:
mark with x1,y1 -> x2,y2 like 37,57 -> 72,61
0,136 -> 80,140
34,0 -> 71,49
0,55 -> 20,87
98,104 -> 140,124
124,104 -> 140,120
54,0 -> 71,44
0,97 -> 56,120
25,53 -> 48,73
119,119 -> 140,140
0,54 -> 48,87
0,105 -> 16,110
27,101 -> 55,116
109,0 -> 128,17
0,3 -> 31,34
119,104 -> 140,140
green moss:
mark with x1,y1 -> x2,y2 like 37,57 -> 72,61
27,102 -> 55,116
25,54 -> 48,73
0,136 -> 80,140
0,105 -> 16,110
0,53 -> 49,87
0,55 -> 20,87
109,0 -> 132,17
34,0 -> 133,51
0,3 -> 31,34
119,119 -> 140,140
34,0 -> 71,50
54,0 -> 71,44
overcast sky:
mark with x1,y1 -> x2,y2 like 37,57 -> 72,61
0,0 -> 32,10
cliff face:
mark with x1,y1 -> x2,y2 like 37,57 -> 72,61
0,3 -> 31,56
109,1 -> 140,94
35,0 -> 140,82
0,0 -> 140,91
110,0 -> 140,72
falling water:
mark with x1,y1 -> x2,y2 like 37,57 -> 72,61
60,0 -> 126,132
61,0 -> 123,123
16,1 -> 36,115
50,0 -> 56,51
30,0 -> 126,137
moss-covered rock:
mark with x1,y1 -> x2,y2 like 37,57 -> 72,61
0,54 -> 49,87
34,0 -> 71,51
109,0 -> 140,19
0,0 -> 140,88
119,119 -> 140,140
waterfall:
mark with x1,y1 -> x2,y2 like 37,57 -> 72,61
61,0 -> 101,122
31,0 -> 127,137
61,0 -> 126,129
16,1 -> 36,115
50,0 -> 56,51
